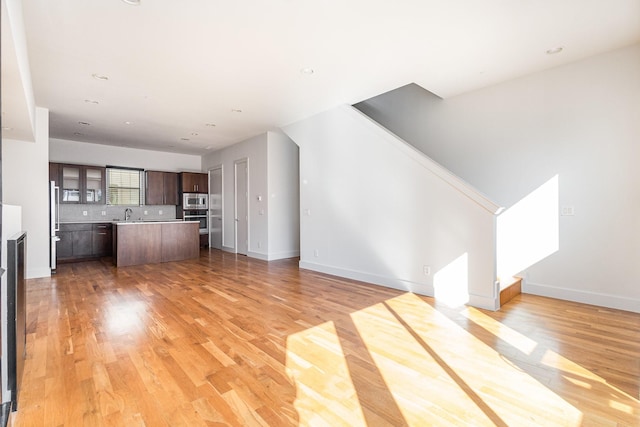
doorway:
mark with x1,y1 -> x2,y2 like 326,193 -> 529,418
208,166 -> 223,250
234,159 -> 249,255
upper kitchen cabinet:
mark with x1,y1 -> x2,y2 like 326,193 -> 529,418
146,171 -> 178,205
49,162 -> 60,185
180,172 -> 208,193
85,167 -> 105,204
51,163 -> 106,204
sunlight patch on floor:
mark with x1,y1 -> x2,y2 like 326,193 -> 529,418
382,293 -> 582,426
463,305 -> 640,422
285,321 -> 367,427
349,301 -> 496,425
461,307 -> 538,355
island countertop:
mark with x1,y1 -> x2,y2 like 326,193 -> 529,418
113,221 -> 199,267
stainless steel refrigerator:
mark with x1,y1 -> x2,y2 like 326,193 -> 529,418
50,181 -> 60,272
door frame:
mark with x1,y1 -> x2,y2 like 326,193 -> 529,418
234,158 -> 249,255
208,164 -> 223,250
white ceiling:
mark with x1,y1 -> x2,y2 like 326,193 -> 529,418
3,0 -> 640,155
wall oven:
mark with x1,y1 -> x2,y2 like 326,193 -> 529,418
183,193 -> 208,210
184,210 -> 208,234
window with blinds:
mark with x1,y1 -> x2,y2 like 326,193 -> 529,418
106,168 -> 142,205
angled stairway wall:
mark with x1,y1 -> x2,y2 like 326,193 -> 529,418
353,43 -> 640,313
283,105 -> 502,310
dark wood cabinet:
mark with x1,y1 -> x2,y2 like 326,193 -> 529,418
57,228 -> 74,259
180,172 -> 208,193
50,163 -> 106,204
146,171 -> 178,205
164,172 -> 179,205
92,223 -> 113,257
58,223 -> 112,262
49,162 -> 60,185
145,171 -> 164,205
113,222 -> 199,267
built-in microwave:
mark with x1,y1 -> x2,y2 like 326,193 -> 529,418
183,193 -> 207,210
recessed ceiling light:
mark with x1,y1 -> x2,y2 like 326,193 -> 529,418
92,73 -> 109,81
124,121 -> 132,125
231,109 -> 242,113
180,137 -> 190,141
191,132 -> 199,136
121,0 -> 141,5
546,47 -> 564,55
205,145 -> 213,150
205,123 -> 216,127
78,121 -> 91,126
84,99 -> 100,104
300,67 -> 315,75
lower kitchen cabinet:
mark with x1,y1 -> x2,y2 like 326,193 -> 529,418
93,223 -> 113,256
58,223 -> 112,262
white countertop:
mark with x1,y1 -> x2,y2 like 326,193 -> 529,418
114,220 -> 198,225
60,219 -> 188,224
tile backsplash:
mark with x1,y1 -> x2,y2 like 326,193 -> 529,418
60,204 -> 177,222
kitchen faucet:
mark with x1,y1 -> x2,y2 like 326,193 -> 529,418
124,208 -> 133,221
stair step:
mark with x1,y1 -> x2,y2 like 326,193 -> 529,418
499,276 -> 522,307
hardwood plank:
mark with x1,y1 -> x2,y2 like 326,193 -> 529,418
9,252 -> 640,426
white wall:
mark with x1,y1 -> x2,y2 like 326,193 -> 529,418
203,133 -> 269,255
49,138 -> 202,172
202,131 -> 300,261
3,107 -> 51,278
283,105 -> 499,310
267,132 -> 300,259
355,44 -> 640,312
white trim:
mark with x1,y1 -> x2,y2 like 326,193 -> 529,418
299,261 -> 499,310
523,281 -> 640,314
299,260 -> 434,296
247,251 -> 268,261
233,158 -> 249,255
248,251 -> 299,261
27,267 -> 52,279
222,245 -> 236,254
468,292 -> 499,311
267,250 -> 300,261
207,164 -> 224,250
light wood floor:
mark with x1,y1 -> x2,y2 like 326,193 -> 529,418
9,250 -> 640,426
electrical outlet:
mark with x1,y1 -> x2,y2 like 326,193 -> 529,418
144,210 -> 148,215
159,210 -> 163,215
561,206 -> 575,216
257,241 -> 262,248
314,249 -> 319,257
101,211 -> 106,216
82,211 -> 88,216
423,265 -> 431,276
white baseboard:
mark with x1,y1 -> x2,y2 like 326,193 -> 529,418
247,251 -> 268,261
299,260 -> 434,296
298,261 -> 500,311
248,250 -> 300,261
266,250 -> 300,261
27,267 -> 52,279
523,281 -> 640,314
222,246 -> 236,254
468,293 -> 499,311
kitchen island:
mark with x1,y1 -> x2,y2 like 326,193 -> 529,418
113,220 -> 200,267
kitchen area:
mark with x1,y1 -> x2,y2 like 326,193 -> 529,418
49,162 -> 210,269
